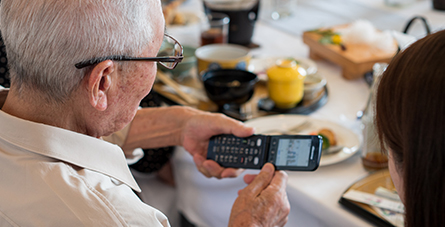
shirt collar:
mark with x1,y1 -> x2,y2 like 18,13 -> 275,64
0,110 -> 141,192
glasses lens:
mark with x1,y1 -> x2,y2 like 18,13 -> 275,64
157,35 -> 183,69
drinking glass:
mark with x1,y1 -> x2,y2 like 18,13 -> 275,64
200,13 -> 230,46
361,63 -> 389,171
270,0 -> 297,20
203,0 -> 259,46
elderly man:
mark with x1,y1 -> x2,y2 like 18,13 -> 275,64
0,0 -> 289,226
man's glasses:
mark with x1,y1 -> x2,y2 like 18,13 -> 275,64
75,34 -> 184,70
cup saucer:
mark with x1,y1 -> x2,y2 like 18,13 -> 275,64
258,85 -> 328,115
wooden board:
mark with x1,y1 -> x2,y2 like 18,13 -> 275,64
303,29 -> 396,80
339,169 -> 398,227
153,69 -> 328,121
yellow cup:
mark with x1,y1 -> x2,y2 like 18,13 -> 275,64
266,59 -> 307,109
195,44 -> 251,77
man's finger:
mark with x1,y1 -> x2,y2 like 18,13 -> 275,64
243,173 -> 258,184
210,115 -> 255,138
240,163 -> 275,197
231,124 -> 255,138
221,168 -> 244,178
193,154 -> 213,178
265,170 -> 288,193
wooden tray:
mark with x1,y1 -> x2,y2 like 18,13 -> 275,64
303,28 -> 396,80
153,70 -> 327,121
339,169 -> 398,227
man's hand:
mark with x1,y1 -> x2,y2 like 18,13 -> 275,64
228,163 -> 290,227
120,106 -> 254,179
181,110 -> 254,179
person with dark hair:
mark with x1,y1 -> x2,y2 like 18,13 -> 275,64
376,29 -> 445,227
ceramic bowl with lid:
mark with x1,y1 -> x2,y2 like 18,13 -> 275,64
266,59 -> 307,109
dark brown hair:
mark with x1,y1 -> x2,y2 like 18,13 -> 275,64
376,30 -> 445,226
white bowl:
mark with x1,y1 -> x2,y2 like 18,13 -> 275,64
303,72 -> 327,101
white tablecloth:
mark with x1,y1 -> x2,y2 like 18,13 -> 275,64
136,0 -> 445,226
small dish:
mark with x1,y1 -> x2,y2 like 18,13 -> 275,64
304,72 -> 327,101
202,69 -> 258,108
196,44 -> 251,76
257,85 -> 328,115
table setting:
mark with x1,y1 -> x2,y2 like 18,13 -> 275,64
134,0 -> 445,226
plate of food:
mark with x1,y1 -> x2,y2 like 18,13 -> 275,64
244,114 -> 360,166
162,0 -> 205,28
165,10 -> 205,28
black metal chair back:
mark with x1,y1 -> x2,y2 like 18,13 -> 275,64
0,33 -> 9,88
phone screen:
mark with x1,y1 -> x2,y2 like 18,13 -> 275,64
275,138 -> 312,167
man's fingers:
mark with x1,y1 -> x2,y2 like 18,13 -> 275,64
193,154 -> 244,178
278,216 -> 289,227
193,154 -> 215,178
210,114 -> 255,138
243,173 -> 257,184
231,124 -> 255,138
241,163 -> 275,197
261,170 -> 290,225
266,170 -> 288,192
221,168 -> 244,178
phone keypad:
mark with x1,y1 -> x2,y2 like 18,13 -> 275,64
207,134 -> 267,169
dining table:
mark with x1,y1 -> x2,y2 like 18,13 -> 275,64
134,0 -> 445,226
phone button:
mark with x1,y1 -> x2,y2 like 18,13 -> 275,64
253,157 -> 259,165
257,138 -> 262,147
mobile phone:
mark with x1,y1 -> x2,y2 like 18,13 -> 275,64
207,134 -> 323,171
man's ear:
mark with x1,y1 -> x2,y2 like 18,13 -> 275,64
87,60 -> 115,111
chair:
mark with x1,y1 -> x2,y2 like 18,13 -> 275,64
0,33 -> 10,88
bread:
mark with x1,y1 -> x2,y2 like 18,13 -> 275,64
318,128 -> 337,146
162,0 -> 185,26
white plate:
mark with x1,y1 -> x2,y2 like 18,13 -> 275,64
244,114 -> 360,166
248,56 -> 318,81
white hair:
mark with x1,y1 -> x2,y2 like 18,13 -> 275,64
0,0 -> 157,103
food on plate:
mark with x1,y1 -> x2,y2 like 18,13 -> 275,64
162,0 -> 186,26
337,20 -> 396,53
311,128 -> 337,150
307,20 -> 397,54
319,128 -> 337,146
308,28 -> 346,51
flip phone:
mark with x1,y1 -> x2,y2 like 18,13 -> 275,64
207,134 -> 323,171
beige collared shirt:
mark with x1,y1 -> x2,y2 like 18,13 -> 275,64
0,107 -> 170,226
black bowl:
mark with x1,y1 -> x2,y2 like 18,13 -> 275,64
202,69 -> 258,107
